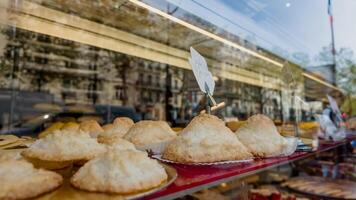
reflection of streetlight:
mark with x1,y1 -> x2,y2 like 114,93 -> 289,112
43,114 -> 50,119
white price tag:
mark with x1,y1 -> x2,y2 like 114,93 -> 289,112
189,47 -> 215,95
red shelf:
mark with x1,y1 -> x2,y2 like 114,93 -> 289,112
143,139 -> 352,200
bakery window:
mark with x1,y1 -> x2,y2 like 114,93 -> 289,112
0,1 -> 355,200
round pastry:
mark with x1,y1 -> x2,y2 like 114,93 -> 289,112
79,120 -> 104,138
97,117 -> 134,143
71,150 -> 167,194
123,120 -> 176,146
22,130 -> 106,169
163,114 -> 252,163
0,160 -> 63,200
113,117 -> 134,126
234,114 -> 288,157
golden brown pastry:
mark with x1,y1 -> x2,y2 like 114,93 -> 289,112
60,122 -> 79,132
71,150 -> 167,194
97,117 -> 134,143
113,117 -> 134,126
0,149 -> 24,162
79,120 -> 104,138
0,160 -> 63,200
123,120 -> 176,146
234,114 -> 288,157
163,114 -> 252,163
22,130 -> 106,164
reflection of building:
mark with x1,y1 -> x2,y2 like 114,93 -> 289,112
306,64 -> 336,85
0,28 -> 185,109
0,27 -> 284,122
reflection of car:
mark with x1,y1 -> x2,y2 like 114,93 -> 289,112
0,105 -> 140,137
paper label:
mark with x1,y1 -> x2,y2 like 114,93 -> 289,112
189,47 -> 215,95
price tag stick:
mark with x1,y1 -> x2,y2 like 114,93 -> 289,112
204,83 -> 217,115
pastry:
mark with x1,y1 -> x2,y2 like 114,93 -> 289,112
22,130 -> 106,168
113,117 -> 134,126
0,135 -> 19,147
97,117 -> 134,143
0,149 -> 24,161
79,120 -> 104,138
38,122 -> 64,138
124,120 -> 176,146
163,114 -> 252,163
234,114 -> 288,157
104,138 -> 137,151
71,150 -> 167,194
0,160 -> 62,200
61,122 -> 80,132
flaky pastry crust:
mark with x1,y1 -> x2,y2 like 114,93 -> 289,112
0,160 -> 62,200
163,114 -> 252,163
79,120 -> 104,138
234,114 -> 287,157
22,130 -> 106,162
123,120 -> 176,146
97,117 -> 134,143
71,150 -> 167,194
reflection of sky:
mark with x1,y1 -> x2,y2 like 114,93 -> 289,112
165,0 -> 356,67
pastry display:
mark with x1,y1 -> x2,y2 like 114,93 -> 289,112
124,120 -> 176,146
22,130 -> 106,169
282,176 -> 356,199
71,150 -> 168,194
163,114 -> 252,163
79,120 -> 104,138
97,117 -> 134,143
235,114 -> 288,157
0,160 -> 63,200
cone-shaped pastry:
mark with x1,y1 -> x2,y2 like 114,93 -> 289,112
22,130 -> 106,162
234,114 -> 287,157
98,117 -> 134,143
124,121 -> 176,146
71,150 -> 167,194
0,160 -> 63,199
163,114 -> 252,163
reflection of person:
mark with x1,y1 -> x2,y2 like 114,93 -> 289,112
341,95 -> 356,117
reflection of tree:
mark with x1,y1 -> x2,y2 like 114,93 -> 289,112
315,45 -> 356,94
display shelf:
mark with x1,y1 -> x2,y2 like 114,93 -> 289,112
144,138 -> 353,200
